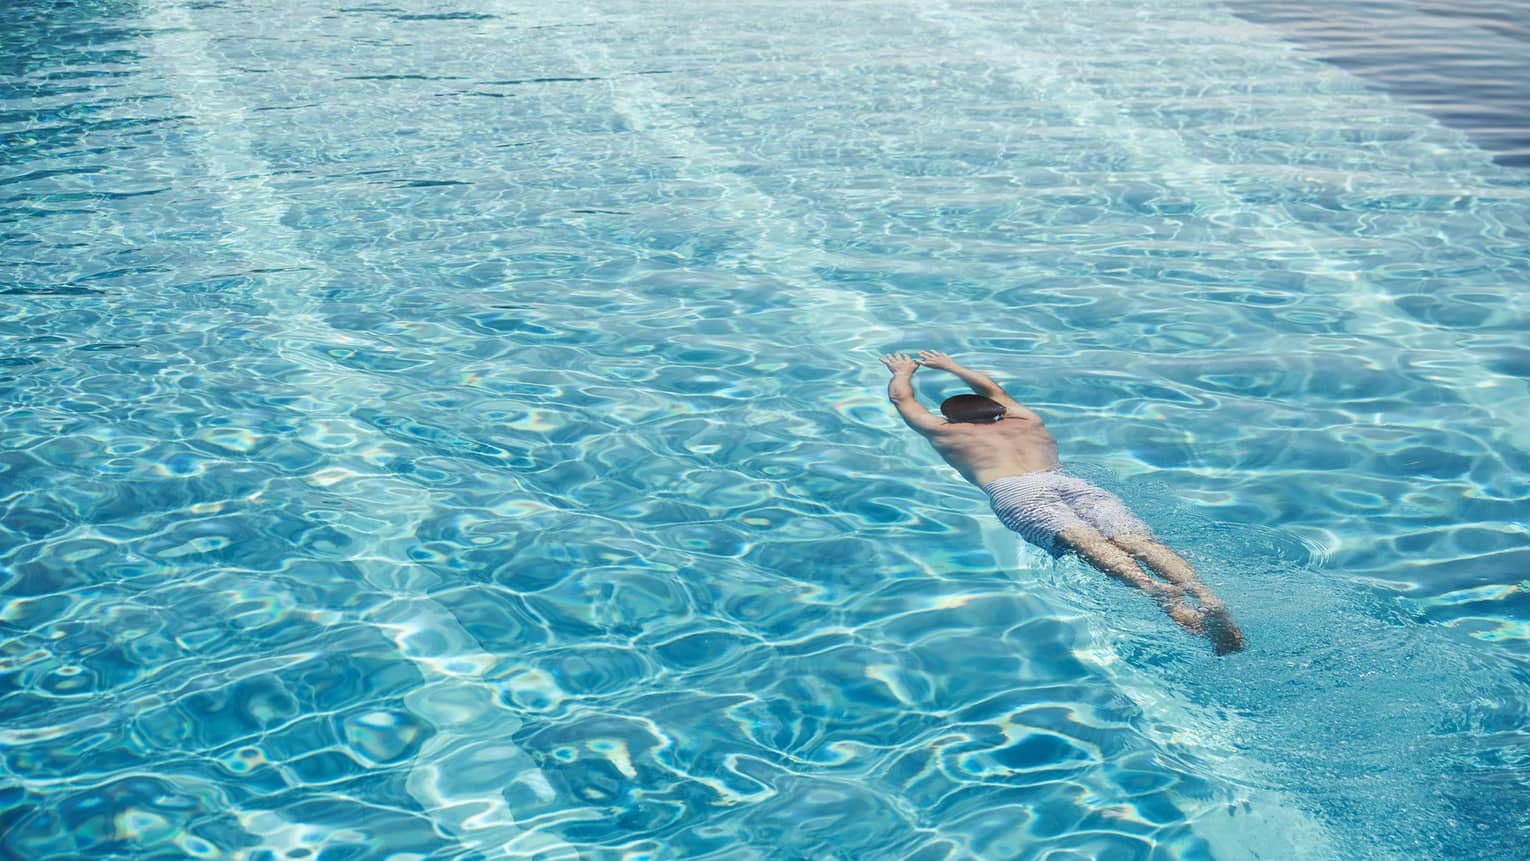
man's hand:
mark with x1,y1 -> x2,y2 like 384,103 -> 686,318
881,353 -> 941,432
880,353 -> 920,377
913,350 -> 1022,410
916,350 -> 960,372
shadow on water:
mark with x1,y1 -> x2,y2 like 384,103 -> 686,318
1225,0 -> 1530,167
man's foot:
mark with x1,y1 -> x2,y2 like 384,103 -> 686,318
1166,603 -> 1205,637
1201,605 -> 1246,655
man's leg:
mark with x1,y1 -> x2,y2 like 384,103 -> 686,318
1111,533 -> 1245,654
1055,528 -> 1204,636
1108,534 -> 1212,599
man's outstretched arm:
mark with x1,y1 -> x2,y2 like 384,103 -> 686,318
916,350 -> 1005,397
917,350 -> 1040,420
880,353 -> 943,433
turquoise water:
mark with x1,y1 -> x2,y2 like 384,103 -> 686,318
3,0 -> 1529,858
1228,0 -> 1530,166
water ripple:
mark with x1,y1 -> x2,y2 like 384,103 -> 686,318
3,0 -> 1529,858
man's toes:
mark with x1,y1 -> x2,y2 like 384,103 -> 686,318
1203,607 -> 1246,655
1167,605 -> 1205,636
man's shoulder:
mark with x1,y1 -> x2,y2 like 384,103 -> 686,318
1000,411 -> 1046,427
925,422 -> 998,444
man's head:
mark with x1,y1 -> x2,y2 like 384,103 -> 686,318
940,394 -> 1006,423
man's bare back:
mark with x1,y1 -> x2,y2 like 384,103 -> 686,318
881,349 -> 1059,484
880,350 -> 1245,655
923,413 -> 1060,485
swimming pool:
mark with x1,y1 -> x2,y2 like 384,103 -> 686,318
2,0 -> 1527,858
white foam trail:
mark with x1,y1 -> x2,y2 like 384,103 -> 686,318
978,519 -> 1344,859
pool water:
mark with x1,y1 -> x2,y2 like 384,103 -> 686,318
1227,0 -> 1530,166
2,0 -> 1528,859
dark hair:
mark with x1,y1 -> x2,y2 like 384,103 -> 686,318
940,394 -> 1006,423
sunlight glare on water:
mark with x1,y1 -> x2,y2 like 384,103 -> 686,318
1,0 -> 1528,859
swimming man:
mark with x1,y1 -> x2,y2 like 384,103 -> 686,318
881,350 -> 1245,654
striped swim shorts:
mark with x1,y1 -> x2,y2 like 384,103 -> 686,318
981,471 -> 1152,557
